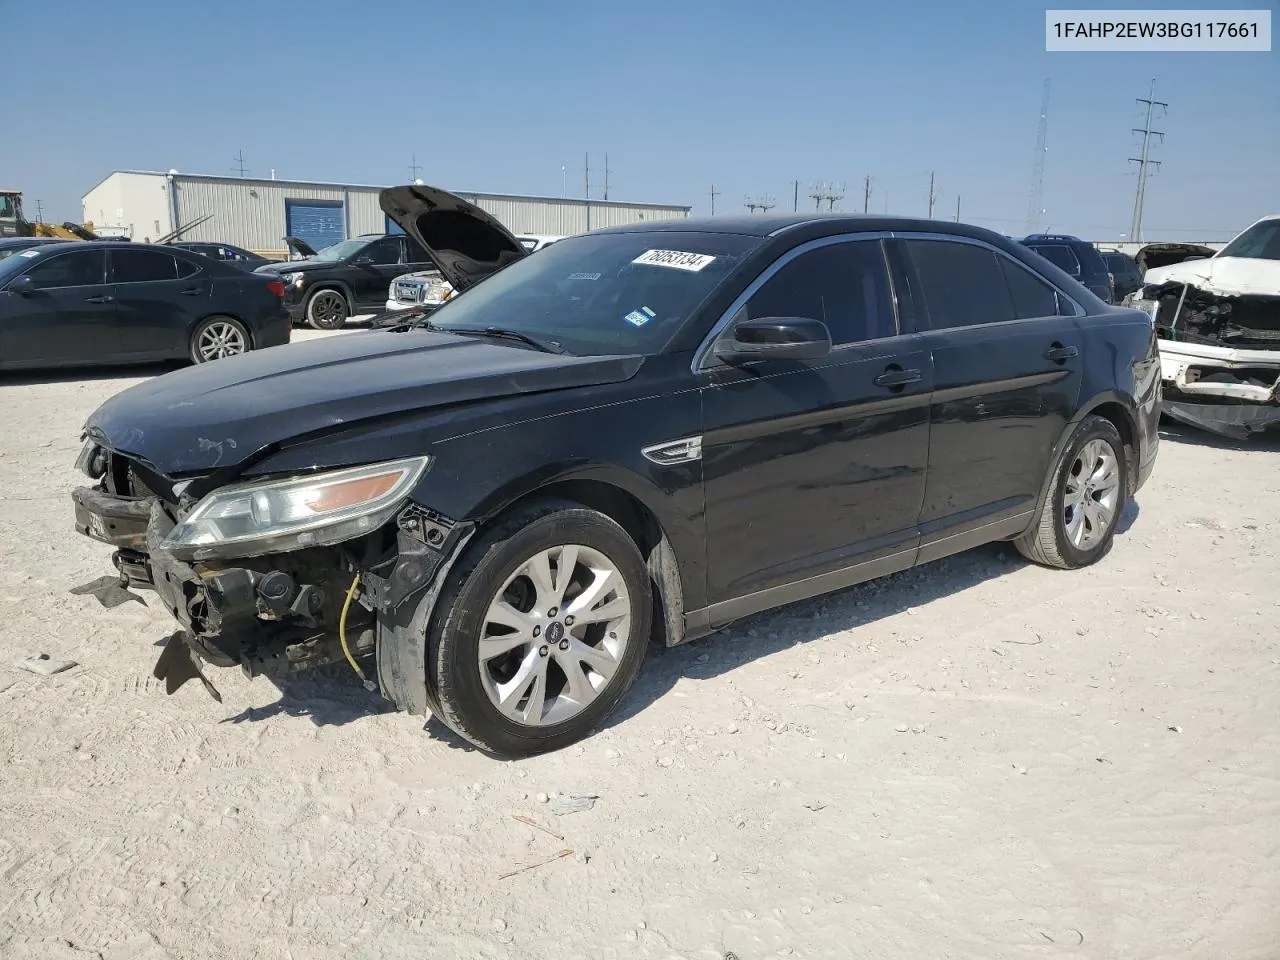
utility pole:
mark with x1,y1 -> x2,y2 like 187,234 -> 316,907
745,193 -> 776,214
709,184 -> 720,215
955,195 -> 961,222
233,150 -> 248,178
792,180 -> 800,213
1025,79 -> 1050,234
34,199 -> 44,222
809,182 -> 825,211
863,175 -> 872,214
584,152 -> 591,231
409,153 -> 422,182
603,152 -> 612,201
927,172 -> 937,218
1129,78 -> 1167,244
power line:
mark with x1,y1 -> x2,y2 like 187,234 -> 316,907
1129,78 -> 1167,244
1025,79 -> 1050,234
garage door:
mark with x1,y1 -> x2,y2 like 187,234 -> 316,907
285,200 -> 345,253
385,215 -> 404,236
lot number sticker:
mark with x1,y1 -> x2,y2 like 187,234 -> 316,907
632,249 -> 717,272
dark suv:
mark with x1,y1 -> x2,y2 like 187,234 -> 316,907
1021,234 -> 1115,303
71,184 -> 1161,758
1100,250 -> 1142,301
254,233 -> 436,329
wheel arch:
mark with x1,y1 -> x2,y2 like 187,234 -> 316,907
478,469 -> 689,649
1039,391 -> 1141,511
305,281 -> 355,310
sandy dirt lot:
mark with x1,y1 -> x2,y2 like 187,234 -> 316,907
1,330 -> 1277,960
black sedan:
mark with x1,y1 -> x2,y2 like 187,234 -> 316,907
72,184 -> 1160,757
169,241 -> 275,271
0,241 -> 291,371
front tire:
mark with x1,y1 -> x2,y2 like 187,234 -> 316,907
189,315 -> 250,364
1016,414 -> 1127,569
305,288 -> 349,330
426,500 -> 651,757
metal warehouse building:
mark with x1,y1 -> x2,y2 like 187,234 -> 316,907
82,171 -> 692,258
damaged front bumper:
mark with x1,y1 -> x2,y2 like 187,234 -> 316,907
1130,284 -> 1280,440
71,471 -> 469,706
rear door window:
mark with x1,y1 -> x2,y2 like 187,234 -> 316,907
999,257 -> 1061,319
112,249 -> 181,283
903,240 -> 1016,330
1031,243 -> 1082,276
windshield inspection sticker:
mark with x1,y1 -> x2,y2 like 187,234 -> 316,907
624,306 -> 657,328
567,272 -> 601,280
632,249 -> 717,272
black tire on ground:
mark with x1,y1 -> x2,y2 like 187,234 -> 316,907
305,288 -> 349,330
188,315 -> 251,365
423,499 -> 652,758
1016,414 -> 1128,570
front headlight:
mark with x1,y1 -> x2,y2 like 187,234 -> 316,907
160,456 -> 431,560
283,271 -> 305,285
1129,296 -> 1159,324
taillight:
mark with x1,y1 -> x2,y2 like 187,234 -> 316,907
265,279 -> 286,298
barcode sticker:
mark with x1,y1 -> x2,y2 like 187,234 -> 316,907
632,249 -> 716,272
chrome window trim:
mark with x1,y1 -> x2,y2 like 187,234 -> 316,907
890,230 -> 1087,320
691,230 -> 894,374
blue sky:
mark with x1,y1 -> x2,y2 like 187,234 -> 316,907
5,0 -> 1276,239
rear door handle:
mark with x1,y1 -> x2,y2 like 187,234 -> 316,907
873,366 -> 923,388
179,287 -> 203,296
84,295 -> 114,303
1045,344 -> 1079,362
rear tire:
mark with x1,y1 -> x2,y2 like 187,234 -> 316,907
189,315 -> 250,364
305,288 -> 349,330
424,499 -> 651,757
1016,414 -> 1127,569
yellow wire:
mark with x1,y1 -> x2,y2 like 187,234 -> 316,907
339,572 -> 367,682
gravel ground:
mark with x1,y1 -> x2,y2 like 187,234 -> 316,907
1,329 -> 1278,960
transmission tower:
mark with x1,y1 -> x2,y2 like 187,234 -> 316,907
233,150 -> 249,178
1025,79 -> 1050,234
409,153 -> 423,181
1129,79 -> 1167,244
744,193 -> 776,213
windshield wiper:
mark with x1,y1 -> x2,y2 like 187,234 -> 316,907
445,326 -> 567,354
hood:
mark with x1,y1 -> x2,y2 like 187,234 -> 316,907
379,184 -> 527,293
84,330 -> 642,476
1143,255 -> 1280,298
254,257 -> 327,275
1135,243 -> 1218,275
284,236 -> 317,258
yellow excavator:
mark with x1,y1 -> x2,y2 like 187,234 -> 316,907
0,189 -> 106,240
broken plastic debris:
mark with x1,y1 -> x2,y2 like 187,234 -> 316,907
548,793 -> 599,816
16,654 -> 77,677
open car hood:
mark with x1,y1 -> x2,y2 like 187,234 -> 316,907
1135,243 -> 1218,276
379,184 -> 528,293
83,331 -> 642,477
283,236 -> 318,259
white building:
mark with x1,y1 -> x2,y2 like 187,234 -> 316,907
82,171 -> 692,257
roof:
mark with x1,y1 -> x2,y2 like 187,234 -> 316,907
594,212 -> 1012,240
84,170 -> 692,212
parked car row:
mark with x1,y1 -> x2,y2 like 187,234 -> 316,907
69,180 -> 1162,757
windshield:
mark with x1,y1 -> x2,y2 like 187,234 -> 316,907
425,231 -> 760,356
0,195 -> 14,218
309,238 -> 370,262
0,247 -> 40,281
1219,219 -> 1280,261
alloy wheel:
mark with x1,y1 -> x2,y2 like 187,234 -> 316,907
1063,438 -> 1121,550
310,292 -> 346,327
196,321 -> 247,361
477,543 -> 632,727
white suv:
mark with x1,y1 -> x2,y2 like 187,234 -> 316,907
384,234 -> 565,313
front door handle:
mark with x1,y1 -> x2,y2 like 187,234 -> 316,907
179,287 -> 203,296
873,366 -> 923,388
84,295 -> 114,303
1045,343 -> 1079,362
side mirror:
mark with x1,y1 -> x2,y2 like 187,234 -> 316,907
353,256 -> 374,265
712,316 -> 831,364
6,274 -> 33,295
